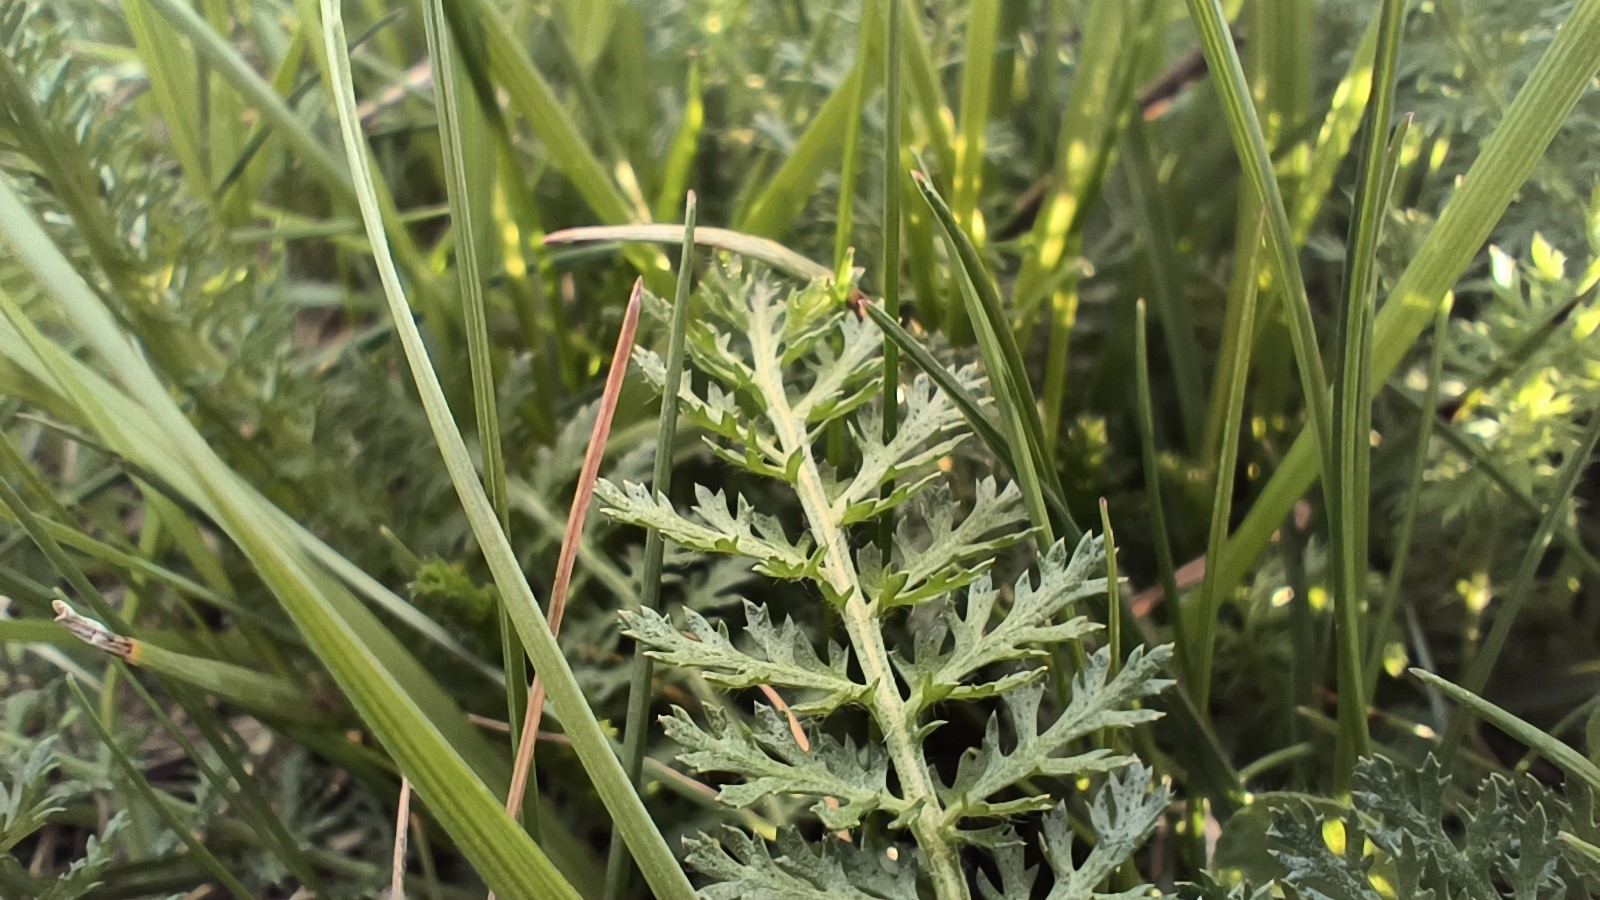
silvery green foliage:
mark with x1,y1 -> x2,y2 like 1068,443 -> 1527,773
1232,755 -> 1576,900
598,264 -> 1171,897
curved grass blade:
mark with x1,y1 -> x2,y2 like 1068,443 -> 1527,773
1327,0 -> 1408,787
546,224 -> 830,282
317,4 -> 696,894
913,171 -> 1079,546
1416,668 -> 1600,794
421,0 -> 530,827
1363,299 -> 1450,702
1212,0 -> 1600,601
1179,0 -> 1335,494
1192,204 -> 1265,708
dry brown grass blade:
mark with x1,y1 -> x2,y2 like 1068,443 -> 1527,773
390,778 -> 412,899
503,279 -> 644,824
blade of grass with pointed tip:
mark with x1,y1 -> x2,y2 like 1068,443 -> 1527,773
1192,203 -> 1263,707
1213,0 -> 1600,602
317,5 -> 695,893
606,195 -> 698,900
1364,298 -> 1450,702
1416,668 -> 1600,793
1441,410 -> 1600,761
504,283 -> 642,845
653,57 -> 704,222
1328,0 -> 1406,787
1133,301 -> 1192,690
421,0 -> 530,825
66,677 -> 254,900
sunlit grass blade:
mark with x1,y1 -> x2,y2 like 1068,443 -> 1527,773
831,0 -> 877,273
1363,298 -> 1451,702
65,677 -> 254,900
606,194 -> 697,900
1440,409 -> 1600,760
1133,300 -> 1191,690
1191,204 -> 1263,707
316,4 -> 696,893
1212,0 -> 1600,602
1179,0 -> 1336,499
545,223 -> 830,281
421,0 -> 530,827
1416,668 -> 1600,793
1327,0 -> 1406,788
652,57 -> 704,223
121,0 -> 206,198
740,62 -> 877,238
1289,10 -> 1382,244
895,0 -> 955,177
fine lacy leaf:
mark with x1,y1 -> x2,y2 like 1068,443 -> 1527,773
684,828 -> 917,900
1256,754 -> 1575,900
596,480 -> 817,579
620,602 -> 864,713
923,536 -> 1112,703
869,478 -> 1031,609
664,704 -> 899,830
947,650 -> 1171,815
977,766 -> 1169,900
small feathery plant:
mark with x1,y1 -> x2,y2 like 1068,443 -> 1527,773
597,262 -> 1173,899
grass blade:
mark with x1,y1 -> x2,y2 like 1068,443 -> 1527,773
315,5 -> 695,892
606,195 -> 698,900
1213,0 -> 1600,601
1191,205 -> 1264,707
1416,668 -> 1600,794
421,0 -> 531,826
1363,299 -> 1451,702
1179,0 -> 1336,497
1326,0 -> 1408,787
914,171 -> 1079,546
740,63 -> 874,239
652,57 -> 704,223
65,677 -> 254,900
1133,300 -> 1192,689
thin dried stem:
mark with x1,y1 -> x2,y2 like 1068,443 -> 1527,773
390,778 -> 412,899
503,281 -> 643,824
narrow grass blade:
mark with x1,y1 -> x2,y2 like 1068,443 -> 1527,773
1192,205 -> 1264,707
1213,0 -> 1600,601
1133,301 -> 1191,691
606,195 -> 698,900
1122,114 -> 1206,451
652,57 -> 704,223
53,600 -> 332,725
505,283 -> 642,839
444,0 -> 641,227
951,0 -> 998,237
877,0 -> 904,556
1364,300 -> 1451,702
65,677 -> 254,900
895,0 -> 955,176
122,0 -> 206,198
117,666 -> 324,891
315,8 -> 694,890
1441,410 -> 1600,760
1416,668 -> 1600,794
1179,0 -> 1335,491
393,778 -> 413,899
914,171 -> 1078,546
1327,0 -> 1407,787
831,0 -> 876,273
740,65 -> 874,239
421,0 -> 530,820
